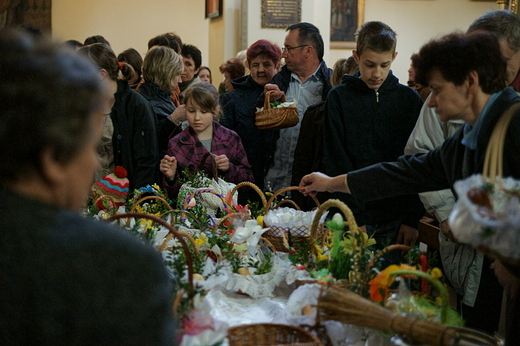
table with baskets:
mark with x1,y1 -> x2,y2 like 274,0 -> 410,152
102,183 -> 502,346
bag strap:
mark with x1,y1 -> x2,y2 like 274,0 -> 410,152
199,152 -> 218,180
482,102 -> 520,186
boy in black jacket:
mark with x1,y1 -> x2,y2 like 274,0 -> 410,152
322,21 -> 424,256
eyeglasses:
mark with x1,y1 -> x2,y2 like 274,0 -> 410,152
282,45 -> 309,52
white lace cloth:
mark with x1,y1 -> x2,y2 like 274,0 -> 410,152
450,174 -> 520,259
264,207 -> 328,232
224,255 -> 290,298
197,282 -> 395,346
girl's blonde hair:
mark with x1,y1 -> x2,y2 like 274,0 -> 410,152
142,45 -> 183,91
183,82 -> 221,119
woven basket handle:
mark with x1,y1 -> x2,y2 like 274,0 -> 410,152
230,181 -> 267,211
263,90 -> 287,110
199,152 -> 218,180
265,186 -> 320,213
483,102 -> 520,186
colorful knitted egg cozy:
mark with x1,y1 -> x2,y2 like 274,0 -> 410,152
92,166 -> 130,206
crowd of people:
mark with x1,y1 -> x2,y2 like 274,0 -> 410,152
2,8 -> 520,346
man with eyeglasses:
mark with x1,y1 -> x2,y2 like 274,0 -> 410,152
262,22 -> 332,195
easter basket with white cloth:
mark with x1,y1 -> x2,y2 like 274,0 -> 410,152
449,102 -> 520,260
178,152 -> 237,218
262,186 -> 327,252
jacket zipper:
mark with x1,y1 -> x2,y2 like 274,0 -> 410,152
375,90 -> 379,102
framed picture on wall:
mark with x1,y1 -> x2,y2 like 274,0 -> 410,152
330,0 -> 365,49
206,0 -> 222,19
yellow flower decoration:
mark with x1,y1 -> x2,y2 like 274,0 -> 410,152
339,232 -> 377,254
144,219 -> 153,231
363,233 -> 377,247
194,233 -> 208,248
431,267 -> 443,279
317,253 -> 328,261
152,183 -> 161,190
135,205 -> 146,214
314,244 -> 328,261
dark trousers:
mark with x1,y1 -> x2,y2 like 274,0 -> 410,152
460,256 -> 503,335
366,217 -> 404,268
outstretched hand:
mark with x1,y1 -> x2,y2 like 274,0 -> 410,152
299,172 -> 334,197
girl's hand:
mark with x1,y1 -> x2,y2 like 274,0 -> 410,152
214,154 -> 229,172
160,155 -> 177,180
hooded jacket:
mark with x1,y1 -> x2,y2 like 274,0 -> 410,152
323,71 -> 424,227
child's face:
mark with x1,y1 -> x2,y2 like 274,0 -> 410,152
186,99 -> 214,137
353,48 -> 397,92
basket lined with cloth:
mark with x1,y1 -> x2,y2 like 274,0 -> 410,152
449,102 -> 520,260
178,152 -> 237,217
262,186 -> 325,252
255,90 -> 299,130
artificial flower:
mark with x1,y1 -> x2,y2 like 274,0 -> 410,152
431,267 -> 443,279
195,233 -> 208,248
369,264 -> 418,302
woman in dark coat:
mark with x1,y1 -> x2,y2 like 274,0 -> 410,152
79,43 -> 159,191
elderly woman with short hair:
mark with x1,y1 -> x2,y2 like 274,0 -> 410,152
220,40 -> 281,202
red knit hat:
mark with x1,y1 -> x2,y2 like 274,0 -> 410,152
91,166 -> 130,206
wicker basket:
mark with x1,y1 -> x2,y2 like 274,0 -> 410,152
227,323 -> 323,346
262,186 -> 322,252
255,90 -> 299,130
230,181 -> 268,210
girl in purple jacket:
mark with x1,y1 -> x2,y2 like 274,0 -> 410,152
160,82 -> 254,198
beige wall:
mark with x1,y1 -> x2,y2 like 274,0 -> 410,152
329,0 -> 497,82
53,0 -> 499,85
52,0 -> 210,83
